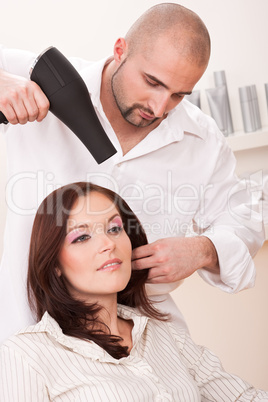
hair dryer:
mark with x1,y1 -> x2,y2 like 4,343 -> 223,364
0,46 -> 117,164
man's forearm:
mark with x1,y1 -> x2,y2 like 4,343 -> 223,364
199,236 -> 219,273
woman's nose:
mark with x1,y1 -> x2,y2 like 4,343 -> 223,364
98,233 -> 116,253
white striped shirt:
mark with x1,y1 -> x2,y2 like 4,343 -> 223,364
0,305 -> 267,401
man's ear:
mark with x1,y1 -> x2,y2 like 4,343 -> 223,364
113,37 -> 128,64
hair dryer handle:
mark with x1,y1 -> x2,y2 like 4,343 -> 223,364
0,111 -> 8,124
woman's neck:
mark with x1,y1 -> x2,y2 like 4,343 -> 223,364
97,296 -> 120,334
89,295 -> 134,351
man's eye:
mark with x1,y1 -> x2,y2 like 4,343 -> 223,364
72,234 -> 91,244
108,226 -> 123,234
145,78 -> 158,87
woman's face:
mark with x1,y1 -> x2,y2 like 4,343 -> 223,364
57,192 -> 132,302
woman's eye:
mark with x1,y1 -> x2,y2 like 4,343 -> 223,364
72,234 -> 91,244
108,226 -> 123,234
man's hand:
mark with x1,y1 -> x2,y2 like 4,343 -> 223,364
132,236 -> 219,284
0,70 -> 49,125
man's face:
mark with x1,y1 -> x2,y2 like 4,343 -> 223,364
111,38 -> 207,128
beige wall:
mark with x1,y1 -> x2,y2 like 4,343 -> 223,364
1,0 -> 268,391
172,243 -> 268,390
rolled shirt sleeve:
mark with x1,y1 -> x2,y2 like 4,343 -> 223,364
193,131 -> 264,293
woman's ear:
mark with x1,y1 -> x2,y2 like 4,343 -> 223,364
113,37 -> 128,64
55,267 -> 62,277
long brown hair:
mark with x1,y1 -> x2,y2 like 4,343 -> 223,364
27,182 -> 167,359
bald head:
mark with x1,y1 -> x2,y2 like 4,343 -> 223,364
125,3 -> 210,67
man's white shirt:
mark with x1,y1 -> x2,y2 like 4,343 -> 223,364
0,46 -> 264,343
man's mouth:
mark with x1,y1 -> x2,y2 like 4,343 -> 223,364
139,109 -> 155,120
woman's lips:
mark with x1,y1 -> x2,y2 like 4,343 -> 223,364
97,258 -> 122,272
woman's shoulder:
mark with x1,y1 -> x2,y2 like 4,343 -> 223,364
0,312 -> 61,356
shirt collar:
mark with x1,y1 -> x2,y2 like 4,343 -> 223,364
179,99 -> 208,140
18,305 -> 149,364
117,103 -> 206,163
78,56 -> 112,107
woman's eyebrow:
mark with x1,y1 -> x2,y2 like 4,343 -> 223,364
108,213 -> 121,223
66,214 -> 120,234
66,223 -> 89,235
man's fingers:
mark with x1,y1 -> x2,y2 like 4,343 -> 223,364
147,276 -> 169,284
0,95 -> 28,124
0,103 -> 18,124
0,72 -> 49,125
23,81 -> 50,122
4,99 -> 29,125
23,93 -> 41,123
32,83 -> 50,122
146,265 -> 172,283
16,98 -> 32,124
131,255 -> 155,270
146,267 -> 177,283
132,244 -> 154,261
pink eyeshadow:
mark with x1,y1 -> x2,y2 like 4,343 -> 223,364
66,229 -> 87,244
110,216 -> 123,227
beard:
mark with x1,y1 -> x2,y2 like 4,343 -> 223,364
111,59 -> 159,128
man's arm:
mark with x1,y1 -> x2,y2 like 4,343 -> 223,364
132,125 -> 264,293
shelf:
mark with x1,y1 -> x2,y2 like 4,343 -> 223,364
226,127 -> 268,152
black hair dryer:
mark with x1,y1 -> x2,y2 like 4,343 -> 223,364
0,46 -> 117,164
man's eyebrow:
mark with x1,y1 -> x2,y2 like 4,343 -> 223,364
145,73 -> 192,96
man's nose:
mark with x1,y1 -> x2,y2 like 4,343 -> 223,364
148,93 -> 170,118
